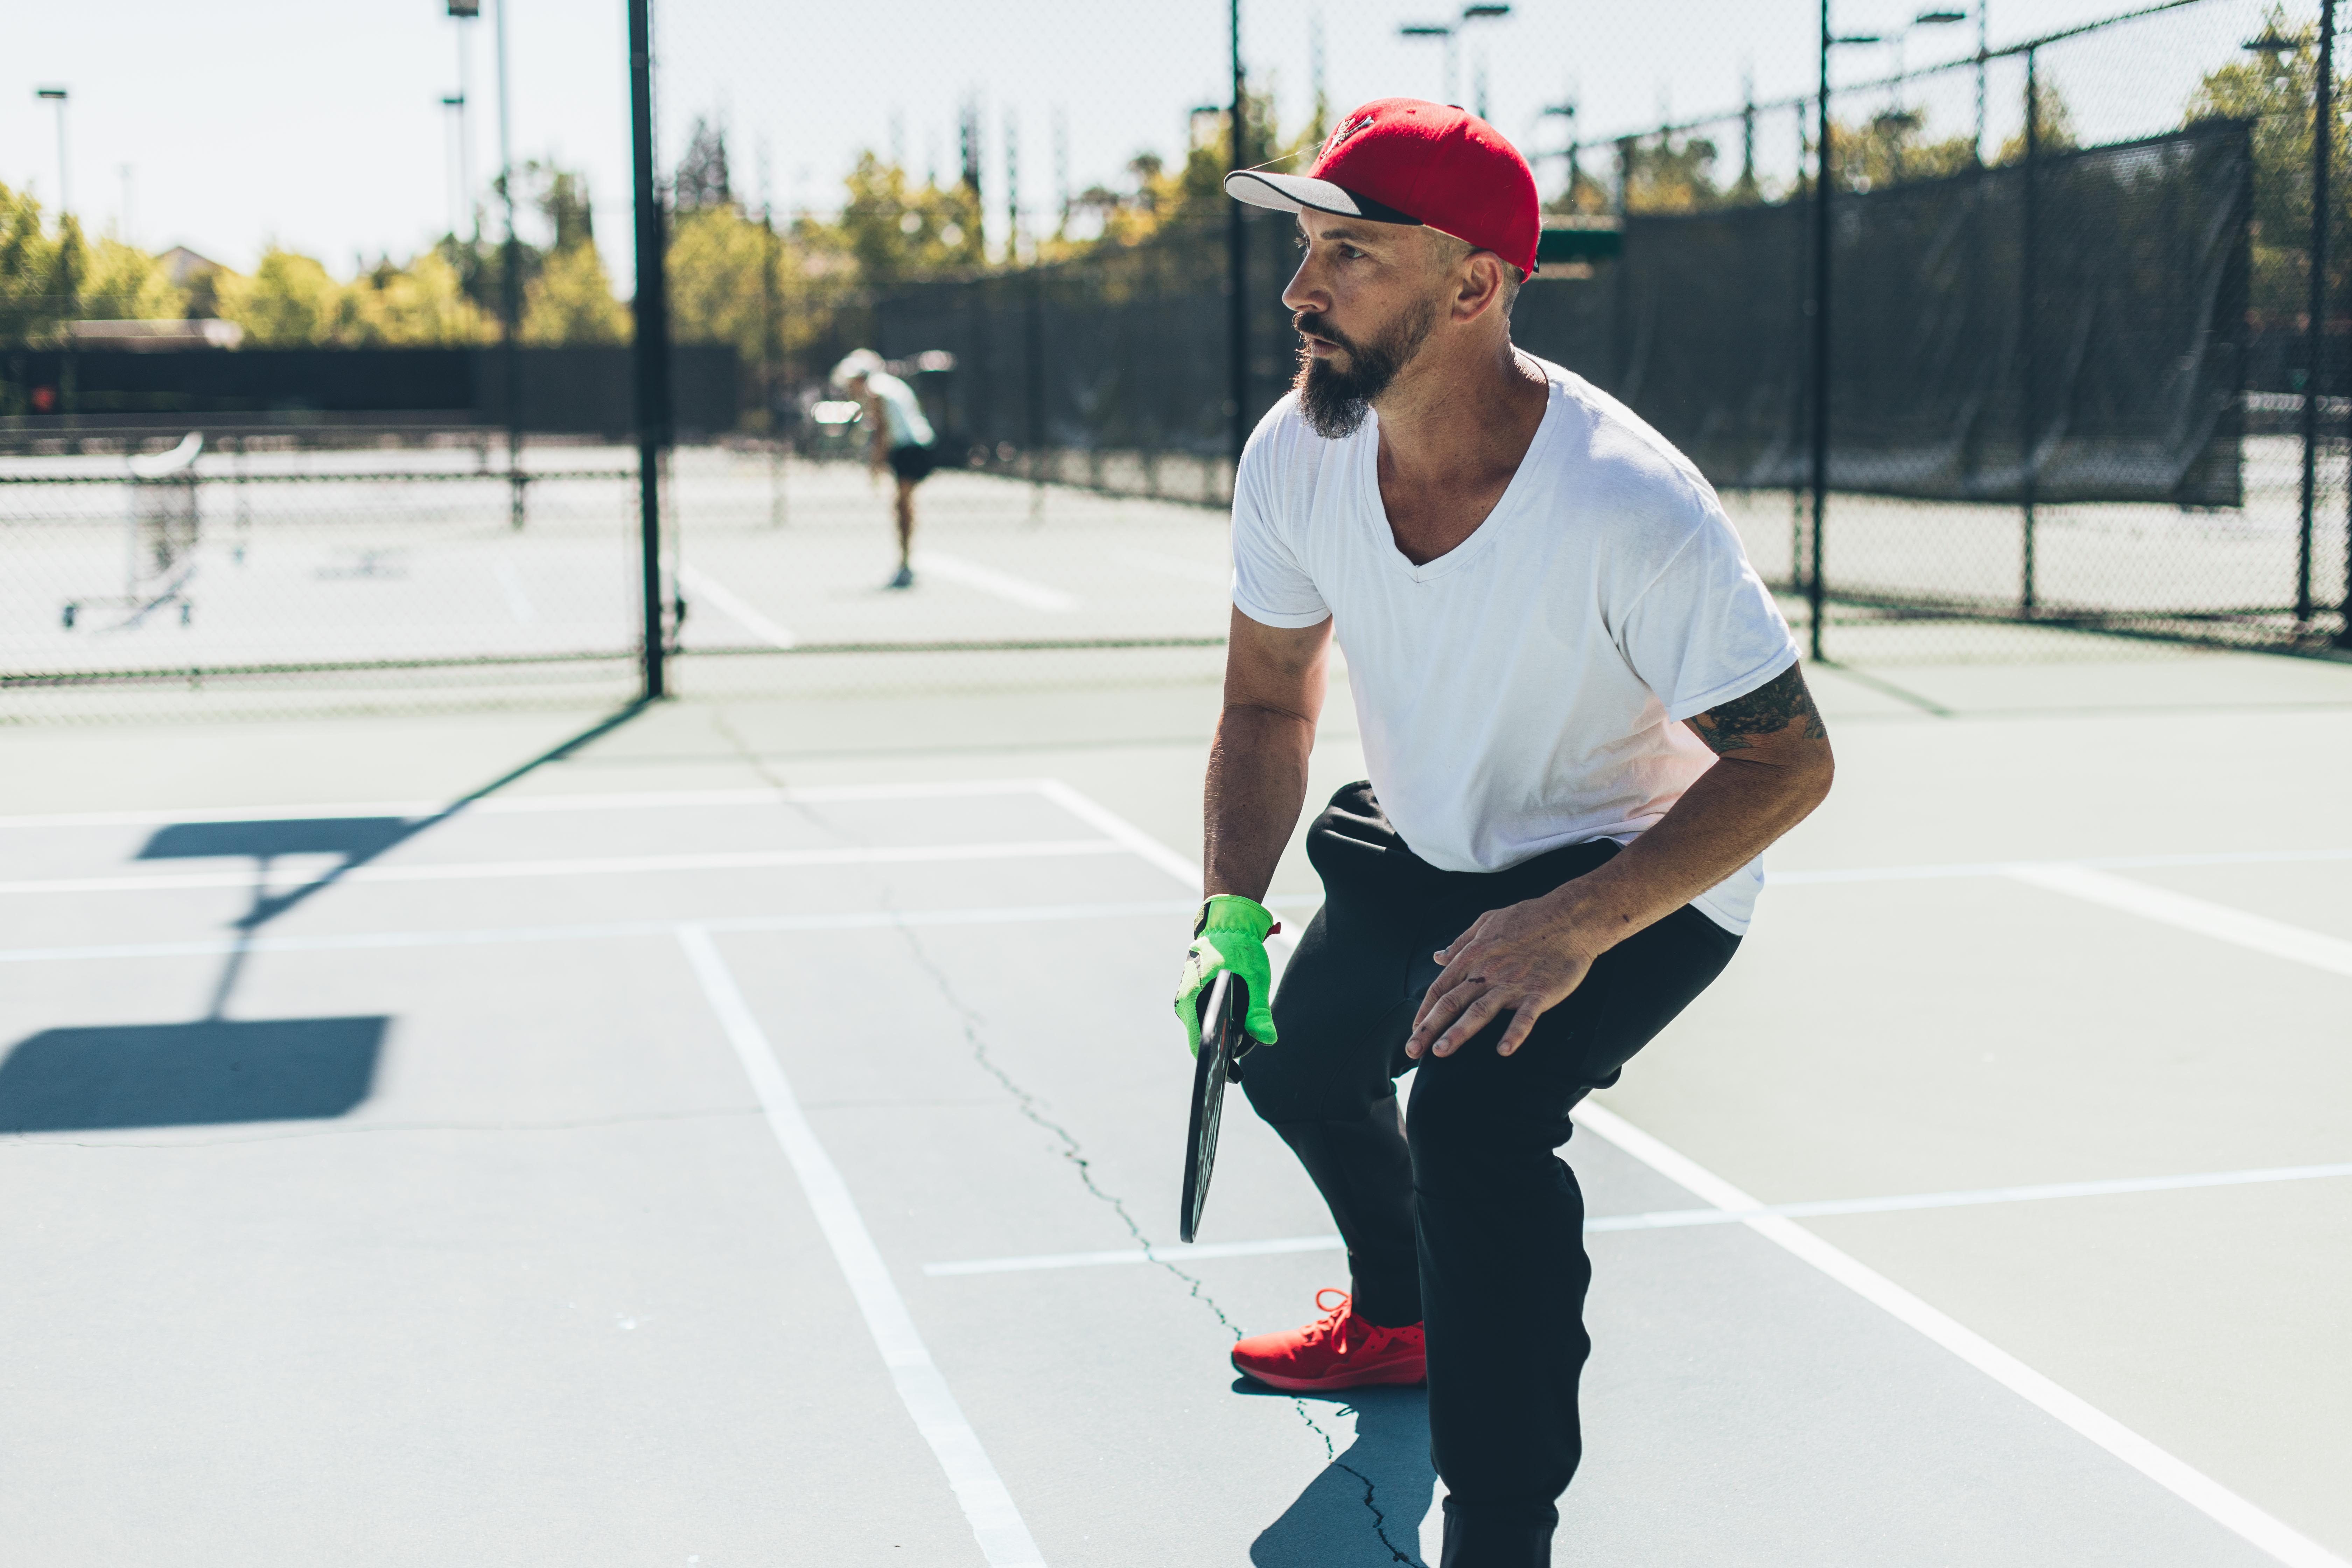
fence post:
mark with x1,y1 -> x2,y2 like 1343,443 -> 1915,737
495,0 -> 526,530
2020,47 -> 2040,614
1614,136 -> 1636,391
628,0 -> 670,702
1807,6 -> 1832,663
2298,0 -> 2335,624
1026,265 -> 1046,522
1226,0 -> 1248,492
762,198 -> 786,528
1793,102 -> 1811,598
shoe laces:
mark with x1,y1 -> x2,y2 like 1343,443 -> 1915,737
1307,1288 -> 1408,1358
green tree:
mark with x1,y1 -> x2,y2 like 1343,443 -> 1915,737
216,247 -> 352,345
2185,7 -> 2351,323
1993,77 -> 2080,164
0,182 -> 69,343
1624,131 -> 1724,212
78,235 -> 186,321
350,249 -> 491,344
668,203 -> 771,353
674,118 -> 733,214
522,238 -> 628,343
835,152 -> 986,288
1843,111 -> 1984,191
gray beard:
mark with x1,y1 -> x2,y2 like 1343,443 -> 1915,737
1292,298 -> 1439,440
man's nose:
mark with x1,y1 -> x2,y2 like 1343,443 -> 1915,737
1281,257 -> 1325,316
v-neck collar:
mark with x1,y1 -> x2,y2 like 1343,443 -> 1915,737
1357,372 -> 1562,586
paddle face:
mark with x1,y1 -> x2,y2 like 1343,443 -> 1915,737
1180,971 -> 1252,1244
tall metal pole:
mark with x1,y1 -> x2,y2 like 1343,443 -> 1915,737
629,0 -> 672,700
1227,0 -> 1249,485
2298,0 -> 2335,624
1808,5 -> 1832,662
761,192 -> 785,527
1975,1 -> 1988,166
39,88 -> 76,421
458,18 -> 477,245
2021,47 -> 2040,612
496,0 -> 526,528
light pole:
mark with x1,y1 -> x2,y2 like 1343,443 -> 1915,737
1399,24 -> 1457,107
1873,12 -> 1966,180
452,3 -> 478,244
35,87 -> 69,218
1541,93 -> 1579,205
441,92 -> 467,240
37,86 -> 75,419
1398,5 -> 1510,112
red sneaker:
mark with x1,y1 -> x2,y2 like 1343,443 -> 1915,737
1231,1289 -> 1426,1392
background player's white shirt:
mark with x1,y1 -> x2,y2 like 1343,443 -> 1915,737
867,371 -> 935,448
1230,354 -> 1800,933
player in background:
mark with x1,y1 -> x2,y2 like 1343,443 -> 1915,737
833,349 -> 939,588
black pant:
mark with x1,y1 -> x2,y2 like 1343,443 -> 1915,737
1242,783 -> 1739,1559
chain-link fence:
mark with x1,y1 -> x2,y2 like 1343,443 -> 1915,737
0,435 -> 643,701
5,0 -> 2350,721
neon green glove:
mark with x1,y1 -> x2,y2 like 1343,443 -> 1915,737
1175,894 -> 1280,1057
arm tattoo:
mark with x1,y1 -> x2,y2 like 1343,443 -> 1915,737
1688,663 -> 1828,755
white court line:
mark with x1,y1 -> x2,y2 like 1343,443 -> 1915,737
1031,777 -> 1297,957
0,838 -> 1125,897
919,1160 -> 2352,1275
1571,1101 -> 2352,1568
678,563 -> 796,648
677,926 -> 1046,1568
912,551 -> 1077,611
2007,862 -> 2352,979
1016,787 -> 2352,1564
0,777 -> 1054,830
492,560 -> 538,624
0,897 -> 1201,967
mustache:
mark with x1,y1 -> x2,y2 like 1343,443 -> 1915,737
1293,311 -> 1358,354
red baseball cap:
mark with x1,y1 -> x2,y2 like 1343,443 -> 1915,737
1225,98 -> 1540,278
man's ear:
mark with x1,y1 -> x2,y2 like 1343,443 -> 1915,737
1452,252 -> 1508,323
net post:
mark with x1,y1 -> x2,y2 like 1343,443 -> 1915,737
1807,7 -> 1831,664
628,0 -> 671,702
2020,46 -> 2040,615
2299,0 -> 2335,625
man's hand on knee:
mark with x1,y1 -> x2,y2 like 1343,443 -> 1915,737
1407,895 -> 1599,1060
1174,895 -> 1280,1056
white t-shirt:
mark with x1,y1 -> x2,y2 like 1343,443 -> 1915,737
1230,354 -> 1800,933
867,371 -> 935,448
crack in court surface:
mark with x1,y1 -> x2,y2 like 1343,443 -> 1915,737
705,714 -> 1426,1561
893,919 -> 1424,1566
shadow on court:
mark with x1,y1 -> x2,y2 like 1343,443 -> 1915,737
0,700 -> 658,1137
0,1016 -> 386,1132
1243,1381 -> 1436,1567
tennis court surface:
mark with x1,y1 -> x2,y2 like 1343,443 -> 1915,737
3,636 -> 2348,1566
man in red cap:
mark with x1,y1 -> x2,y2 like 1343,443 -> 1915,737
1172,99 -> 1834,1563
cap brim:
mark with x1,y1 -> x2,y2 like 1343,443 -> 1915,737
1223,170 -> 1423,226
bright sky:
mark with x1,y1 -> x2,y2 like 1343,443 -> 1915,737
1,0 -> 2269,292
